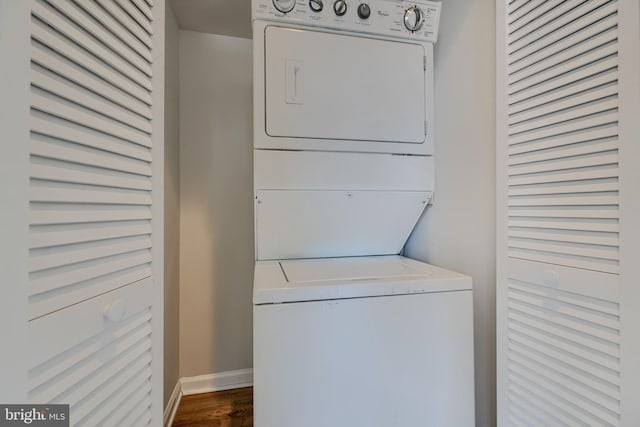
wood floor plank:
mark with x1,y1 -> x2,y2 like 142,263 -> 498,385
172,387 -> 253,427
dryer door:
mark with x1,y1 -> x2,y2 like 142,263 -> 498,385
258,24 -> 432,154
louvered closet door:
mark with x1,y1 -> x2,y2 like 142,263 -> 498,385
26,0 -> 160,425
497,0 -> 640,425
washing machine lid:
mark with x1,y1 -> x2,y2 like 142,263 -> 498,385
253,255 -> 471,305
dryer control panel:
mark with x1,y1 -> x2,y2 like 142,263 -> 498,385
253,0 -> 441,43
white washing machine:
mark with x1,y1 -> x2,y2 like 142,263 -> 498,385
252,1 -> 475,425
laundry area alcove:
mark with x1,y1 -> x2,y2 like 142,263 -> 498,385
164,1 -> 496,425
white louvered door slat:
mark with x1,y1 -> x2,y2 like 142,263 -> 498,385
26,0 -> 159,426
31,136 -> 152,176
31,159 -> 152,191
30,235 -> 153,273
509,84 -> 619,126
508,0 -> 611,49
507,112 -> 618,146
30,204 -> 152,225
132,0 -> 154,22
508,3 -> 618,68
31,90 -> 151,147
114,0 -> 153,35
106,381 -> 153,427
43,0 -> 152,77
509,140 -> 618,165
95,0 -> 152,49
509,69 -> 619,116
30,180 -> 152,205
31,66 -> 152,133
497,0 -> 640,424
31,115 -> 152,161
31,1 -> 151,91
71,0 -> 153,63
31,42 -> 152,119
508,125 -> 618,155
30,21 -> 152,105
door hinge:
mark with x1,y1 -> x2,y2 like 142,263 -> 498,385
423,56 -> 427,70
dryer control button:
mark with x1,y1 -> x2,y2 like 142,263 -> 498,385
334,0 -> 347,16
273,0 -> 296,13
309,0 -> 323,12
404,6 -> 424,32
357,3 -> 371,19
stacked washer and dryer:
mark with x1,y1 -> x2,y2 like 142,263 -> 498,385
251,0 -> 475,425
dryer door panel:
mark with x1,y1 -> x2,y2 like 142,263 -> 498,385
265,26 -> 426,145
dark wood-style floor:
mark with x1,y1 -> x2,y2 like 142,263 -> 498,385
172,387 -> 253,427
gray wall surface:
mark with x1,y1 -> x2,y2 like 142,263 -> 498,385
178,31 -> 254,377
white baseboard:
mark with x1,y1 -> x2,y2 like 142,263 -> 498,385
164,380 -> 182,427
181,368 -> 254,396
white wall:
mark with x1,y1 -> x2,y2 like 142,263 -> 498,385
179,31 -> 254,377
404,1 -> 496,426
164,1 -> 181,406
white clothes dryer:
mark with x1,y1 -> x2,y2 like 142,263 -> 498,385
253,2 -> 437,155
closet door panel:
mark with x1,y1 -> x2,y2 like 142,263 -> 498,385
505,259 -> 621,426
497,0 -> 639,424
506,0 -> 621,274
24,0 -> 162,425
28,0 -> 154,320
28,278 -> 153,426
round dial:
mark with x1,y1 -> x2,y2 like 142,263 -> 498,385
309,0 -> 323,12
273,0 -> 296,13
404,6 -> 423,32
334,0 -> 347,16
357,3 -> 371,19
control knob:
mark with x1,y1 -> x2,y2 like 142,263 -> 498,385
404,6 -> 423,32
357,3 -> 371,19
273,0 -> 296,13
309,0 -> 323,12
334,0 -> 347,16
